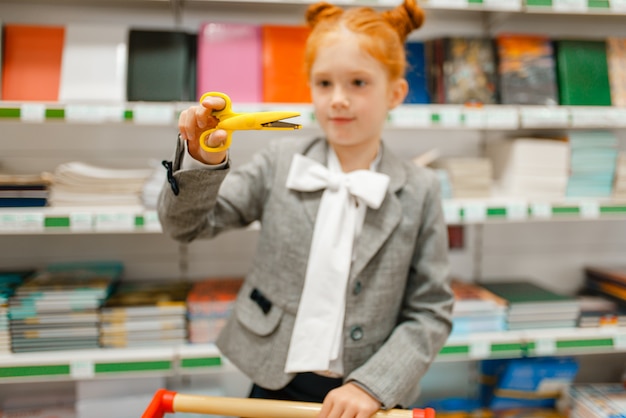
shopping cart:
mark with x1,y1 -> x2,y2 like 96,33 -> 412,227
142,389 -> 436,418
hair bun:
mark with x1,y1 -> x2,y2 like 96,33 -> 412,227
306,2 -> 343,28
382,0 -> 424,42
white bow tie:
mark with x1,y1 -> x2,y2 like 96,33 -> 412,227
284,152 -> 389,375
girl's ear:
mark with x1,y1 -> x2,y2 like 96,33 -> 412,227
388,78 -> 409,109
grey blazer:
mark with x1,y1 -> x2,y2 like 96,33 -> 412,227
158,136 -> 453,408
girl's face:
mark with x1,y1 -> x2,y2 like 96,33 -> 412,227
309,32 -> 407,152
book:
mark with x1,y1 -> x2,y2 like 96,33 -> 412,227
1,24 -> 65,101
197,22 -> 262,103
569,384 -> 626,418
59,23 -> 128,103
496,33 -> 558,106
404,41 -> 429,104
127,29 -> 197,101
261,25 -> 311,103
607,37 -> 626,107
555,39 -> 612,106
425,37 -> 498,105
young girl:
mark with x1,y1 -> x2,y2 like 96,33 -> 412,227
158,1 -> 453,417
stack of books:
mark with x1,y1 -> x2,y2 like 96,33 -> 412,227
0,173 -> 52,208
583,265 -> 626,311
48,161 -> 153,207
187,278 -> 243,344
8,262 -> 121,353
566,131 -> 619,198
485,137 -> 569,199
449,280 -> 507,337
100,280 -> 190,348
0,271 -> 33,354
569,383 -> 626,418
482,280 -> 580,330
577,294 -> 626,328
435,158 -> 493,198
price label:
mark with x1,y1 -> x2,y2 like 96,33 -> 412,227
506,202 -> 528,221
521,107 -> 569,128
486,107 -> 518,129
469,340 -> 490,359
443,201 -> 461,224
535,338 -> 557,355
16,213 -> 44,231
95,213 -> 134,231
70,212 -> 93,232
611,0 -> 626,11
429,0 -> 468,8
463,109 -> 486,128
483,0 -> 522,9
65,105 -> 124,123
20,103 -> 46,123
71,360 -> 95,379
553,0 -> 587,11
463,202 -> 487,223
133,104 -> 175,125
579,200 -> 600,219
531,202 -> 552,219
391,107 -> 431,128
570,107 -> 619,127
437,107 -> 462,127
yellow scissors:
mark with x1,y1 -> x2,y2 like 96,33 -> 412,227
198,92 -> 302,152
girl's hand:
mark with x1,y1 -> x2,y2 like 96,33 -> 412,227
178,95 -> 228,165
318,382 -> 382,418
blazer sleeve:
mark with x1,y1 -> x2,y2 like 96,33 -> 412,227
157,136 -> 276,243
346,168 -> 454,409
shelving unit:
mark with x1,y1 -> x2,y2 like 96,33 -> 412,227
1,0 -> 626,413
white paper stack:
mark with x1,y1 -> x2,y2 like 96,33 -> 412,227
436,157 -> 493,198
59,24 -> 128,103
485,137 -> 569,199
49,162 -> 153,206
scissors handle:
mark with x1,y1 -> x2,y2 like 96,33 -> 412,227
198,92 -> 233,153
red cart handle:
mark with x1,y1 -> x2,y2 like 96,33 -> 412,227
142,389 -> 435,418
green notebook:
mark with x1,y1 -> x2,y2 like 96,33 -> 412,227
555,39 -> 612,106
127,29 -> 197,102
481,280 -> 577,308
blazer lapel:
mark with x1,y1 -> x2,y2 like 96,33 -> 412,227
350,143 -> 406,280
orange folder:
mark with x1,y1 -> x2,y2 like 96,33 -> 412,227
2,24 -> 65,101
261,25 -> 311,103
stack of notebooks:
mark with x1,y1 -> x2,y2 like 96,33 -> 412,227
449,280 -> 507,337
566,131 -> 619,198
481,280 -> 580,330
0,173 -> 52,208
0,271 -> 33,354
8,262 -> 121,353
49,161 -> 153,207
613,153 -> 626,199
187,278 -> 243,344
435,158 -> 493,198
577,294 -> 626,328
100,280 -> 190,348
486,138 -> 569,199
569,384 -> 626,418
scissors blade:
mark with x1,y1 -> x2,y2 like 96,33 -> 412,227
261,120 -> 302,129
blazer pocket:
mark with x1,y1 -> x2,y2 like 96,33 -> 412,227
235,284 -> 283,337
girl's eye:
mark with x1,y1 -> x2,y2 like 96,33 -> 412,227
316,80 -> 331,88
353,79 -> 367,87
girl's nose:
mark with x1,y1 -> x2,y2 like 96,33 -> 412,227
331,87 -> 349,108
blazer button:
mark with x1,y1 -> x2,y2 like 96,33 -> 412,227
353,281 -> 362,295
350,326 -> 364,341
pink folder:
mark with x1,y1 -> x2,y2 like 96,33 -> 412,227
197,22 -> 262,103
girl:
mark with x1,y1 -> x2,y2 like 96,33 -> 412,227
159,1 -> 454,417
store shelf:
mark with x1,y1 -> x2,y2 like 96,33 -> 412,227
1,328 -> 624,383
3,102 -> 626,130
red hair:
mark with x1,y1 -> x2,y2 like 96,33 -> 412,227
304,0 -> 424,80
